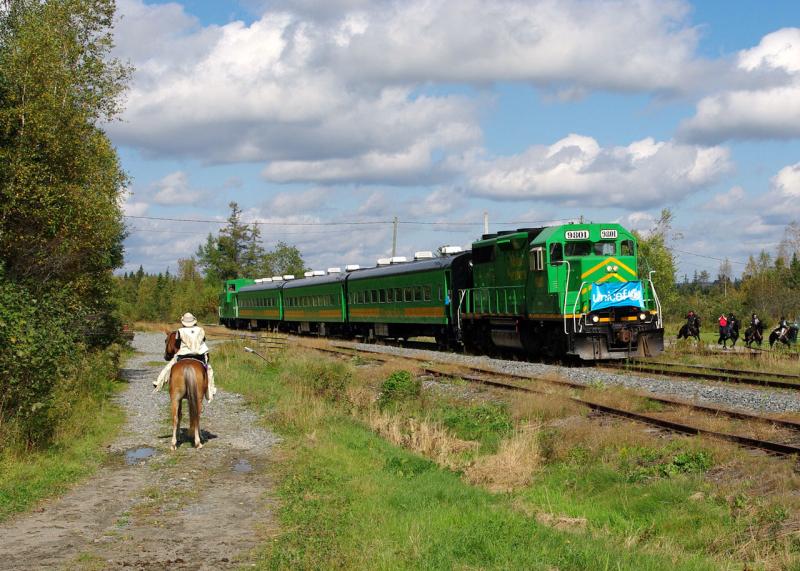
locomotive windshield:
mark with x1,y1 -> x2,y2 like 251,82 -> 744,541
564,241 -> 591,256
593,242 -> 615,256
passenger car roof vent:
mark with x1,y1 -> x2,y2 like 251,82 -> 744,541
440,245 -> 463,254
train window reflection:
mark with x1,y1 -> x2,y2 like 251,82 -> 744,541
593,242 -> 616,256
621,239 -> 634,256
564,242 -> 591,256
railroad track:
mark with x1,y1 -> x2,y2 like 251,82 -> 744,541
603,361 -> 800,391
305,342 -> 800,457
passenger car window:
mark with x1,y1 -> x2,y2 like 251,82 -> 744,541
404,287 -> 413,302
380,289 -> 387,303
423,286 -> 432,301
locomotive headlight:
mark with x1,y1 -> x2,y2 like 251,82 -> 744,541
606,265 -> 613,272
639,312 -> 647,321
591,315 -> 600,323
613,265 -> 619,272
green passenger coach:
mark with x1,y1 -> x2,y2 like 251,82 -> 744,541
235,279 -> 284,329
346,254 -> 471,345
282,272 -> 347,335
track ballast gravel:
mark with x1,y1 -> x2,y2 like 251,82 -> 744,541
348,342 -> 800,415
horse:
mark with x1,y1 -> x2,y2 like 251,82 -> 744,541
718,319 -> 739,349
769,325 -> 797,348
677,322 -> 700,341
744,325 -> 764,348
164,330 -> 208,450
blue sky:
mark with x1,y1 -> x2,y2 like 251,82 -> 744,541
111,0 -> 800,279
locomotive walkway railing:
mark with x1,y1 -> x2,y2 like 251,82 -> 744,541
458,286 -> 525,316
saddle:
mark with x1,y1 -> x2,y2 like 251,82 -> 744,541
177,354 -> 207,368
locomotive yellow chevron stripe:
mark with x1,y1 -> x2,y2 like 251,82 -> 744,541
580,257 -> 636,279
594,272 -> 628,284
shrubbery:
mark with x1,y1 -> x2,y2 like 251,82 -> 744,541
378,370 -> 421,409
0,276 -> 101,449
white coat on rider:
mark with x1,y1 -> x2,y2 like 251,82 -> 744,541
154,312 -> 217,401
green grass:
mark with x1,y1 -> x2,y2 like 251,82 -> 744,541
214,344 -> 759,570
0,348 -> 126,522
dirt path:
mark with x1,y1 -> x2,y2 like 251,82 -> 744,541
0,333 -> 280,570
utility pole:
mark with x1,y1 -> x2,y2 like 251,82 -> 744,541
391,216 -> 398,257
483,211 -> 489,235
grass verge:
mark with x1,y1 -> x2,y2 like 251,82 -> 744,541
216,343 -> 800,570
0,347 -> 126,522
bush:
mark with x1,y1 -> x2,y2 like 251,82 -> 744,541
378,370 -> 421,409
294,359 -> 353,403
0,278 -> 89,449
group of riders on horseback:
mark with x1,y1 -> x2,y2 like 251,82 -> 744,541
678,310 -> 798,349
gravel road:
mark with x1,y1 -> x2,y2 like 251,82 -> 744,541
348,342 -> 800,415
0,332 -> 280,570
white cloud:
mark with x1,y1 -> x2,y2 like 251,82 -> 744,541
681,28 -> 800,143
119,188 -> 148,216
703,186 -> 745,210
356,190 -> 389,216
467,135 -> 731,208
408,187 -> 461,217
324,0 -> 704,92
151,171 -> 205,206
266,188 -> 331,215
763,162 -> 800,224
109,0 -> 709,185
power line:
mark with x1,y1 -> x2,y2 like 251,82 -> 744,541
672,248 -> 748,266
123,214 -> 578,227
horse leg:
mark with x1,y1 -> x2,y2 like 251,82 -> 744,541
171,394 -> 180,451
194,394 -> 203,449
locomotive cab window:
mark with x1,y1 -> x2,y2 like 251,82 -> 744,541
549,243 -> 563,264
593,242 -> 616,256
529,247 -> 544,271
564,241 -> 591,256
620,239 -> 634,256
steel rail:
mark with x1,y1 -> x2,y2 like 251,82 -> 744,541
603,361 -> 800,390
307,343 -> 800,455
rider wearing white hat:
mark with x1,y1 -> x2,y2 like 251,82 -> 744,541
154,312 -> 217,401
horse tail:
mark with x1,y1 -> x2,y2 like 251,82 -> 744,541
184,366 -> 200,440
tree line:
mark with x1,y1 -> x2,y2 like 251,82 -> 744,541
115,202 -> 306,323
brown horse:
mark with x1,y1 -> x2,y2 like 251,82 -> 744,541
164,331 -> 208,450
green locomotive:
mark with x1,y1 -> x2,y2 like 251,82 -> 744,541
218,222 -> 664,360
459,223 -> 662,359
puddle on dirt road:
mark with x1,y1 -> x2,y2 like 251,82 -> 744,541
125,447 -> 157,465
232,458 -> 252,473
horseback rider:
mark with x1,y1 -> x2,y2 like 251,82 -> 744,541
776,316 -> 790,342
686,310 -> 700,331
718,314 -> 728,345
154,312 -> 217,402
728,312 -> 738,335
748,312 -> 764,345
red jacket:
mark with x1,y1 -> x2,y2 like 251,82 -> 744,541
719,316 -> 727,327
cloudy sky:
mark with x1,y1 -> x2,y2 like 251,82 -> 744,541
113,0 -> 800,279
